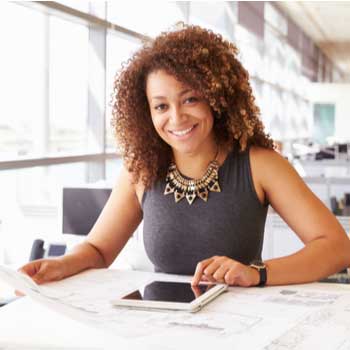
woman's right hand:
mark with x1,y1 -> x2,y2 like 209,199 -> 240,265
18,258 -> 67,285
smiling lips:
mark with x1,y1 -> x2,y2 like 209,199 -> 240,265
169,124 -> 197,136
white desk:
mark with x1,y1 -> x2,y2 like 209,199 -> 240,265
1,268 -> 350,350
0,297 -> 123,350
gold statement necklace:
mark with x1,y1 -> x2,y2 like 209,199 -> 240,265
164,148 -> 221,205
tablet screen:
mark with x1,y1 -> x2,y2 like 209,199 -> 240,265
122,281 -> 215,303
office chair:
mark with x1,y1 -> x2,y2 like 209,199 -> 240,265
29,239 -> 66,261
61,187 -> 112,236
29,187 -> 112,261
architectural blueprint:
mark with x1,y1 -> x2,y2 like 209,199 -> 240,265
1,265 -> 350,349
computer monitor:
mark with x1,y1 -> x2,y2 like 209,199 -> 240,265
62,187 -> 112,236
338,143 -> 348,154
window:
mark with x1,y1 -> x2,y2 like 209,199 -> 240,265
0,2 -> 46,159
105,157 -> 123,182
264,3 -> 287,36
263,27 -> 285,85
49,16 -> 89,154
189,2 -> 236,41
105,32 -> 141,151
107,2 -> 185,37
0,2 -> 90,159
313,104 -> 336,144
284,44 -> 302,93
235,24 -> 264,79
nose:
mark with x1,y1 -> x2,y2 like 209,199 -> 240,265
169,104 -> 186,124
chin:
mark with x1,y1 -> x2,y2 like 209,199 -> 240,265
171,144 -> 199,156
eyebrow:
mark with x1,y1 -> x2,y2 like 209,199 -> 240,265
151,89 -> 193,100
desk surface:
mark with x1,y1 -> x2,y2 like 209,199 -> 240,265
1,268 -> 350,350
0,297 -> 121,350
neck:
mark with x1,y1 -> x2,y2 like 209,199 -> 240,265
172,142 -> 219,179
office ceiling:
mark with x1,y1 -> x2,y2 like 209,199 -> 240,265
277,1 -> 350,77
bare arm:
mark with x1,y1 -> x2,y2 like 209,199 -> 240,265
21,168 -> 142,283
192,147 -> 350,287
251,147 -> 350,285
44,165 -> 143,280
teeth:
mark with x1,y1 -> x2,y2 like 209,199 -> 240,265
171,126 -> 194,136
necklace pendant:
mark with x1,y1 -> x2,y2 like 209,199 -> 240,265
197,188 -> 209,202
185,192 -> 196,205
208,180 -> 221,192
174,190 -> 185,203
164,182 -> 175,195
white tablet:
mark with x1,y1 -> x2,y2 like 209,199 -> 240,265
111,280 -> 228,313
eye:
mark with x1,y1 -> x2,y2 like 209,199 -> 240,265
184,96 -> 198,104
154,103 -> 168,111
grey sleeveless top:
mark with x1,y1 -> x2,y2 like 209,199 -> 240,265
141,148 -> 268,275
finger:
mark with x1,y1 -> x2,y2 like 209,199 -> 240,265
202,257 -> 231,283
203,257 -> 230,280
213,265 -> 230,283
200,275 -> 209,282
18,262 -> 40,278
204,276 -> 216,284
32,276 -> 45,285
32,268 -> 51,284
203,268 -> 217,283
191,285 -> 202,298
191,258 -> 214,286
15,290 -> 25,297
203,258 -> 223,276
224,267 -> 239,285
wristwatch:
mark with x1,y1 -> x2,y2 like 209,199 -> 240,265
249,261 -> 267,287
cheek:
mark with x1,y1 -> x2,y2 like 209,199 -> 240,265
151,115 -> 167,135
201,110 -> 214,128
197,104 -> 214,121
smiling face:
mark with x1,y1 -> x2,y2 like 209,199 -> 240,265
146,70 -> 216,159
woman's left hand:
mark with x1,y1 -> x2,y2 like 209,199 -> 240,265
191,256 -> 260,287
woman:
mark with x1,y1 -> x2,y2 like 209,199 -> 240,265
20,26 -> 350,287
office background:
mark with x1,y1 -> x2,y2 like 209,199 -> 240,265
0,1 -> 350,267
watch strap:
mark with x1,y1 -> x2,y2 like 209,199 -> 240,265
250,263 -> 267,287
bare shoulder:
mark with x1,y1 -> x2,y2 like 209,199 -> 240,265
248,146 -> 292,205
249,146 -> 298,187
249,145 -> 305,192
250,146 -> 346,243
249,145 -> 286,167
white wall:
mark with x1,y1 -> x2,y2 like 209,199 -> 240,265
310,83 -> 350,142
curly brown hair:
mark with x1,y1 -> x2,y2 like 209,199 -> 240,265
111,25 -> 274,188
